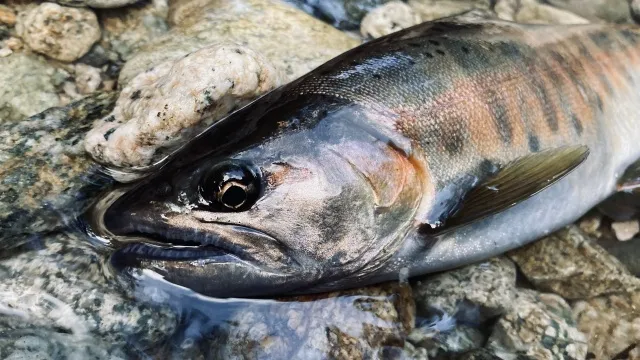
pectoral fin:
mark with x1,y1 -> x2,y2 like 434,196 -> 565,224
423,145 -> 590,234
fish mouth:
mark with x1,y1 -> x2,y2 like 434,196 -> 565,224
86,186 -> 292,268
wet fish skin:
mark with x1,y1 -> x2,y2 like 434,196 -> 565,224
89,16 -> 640,297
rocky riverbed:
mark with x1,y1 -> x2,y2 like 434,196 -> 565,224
2,0 -> 640,359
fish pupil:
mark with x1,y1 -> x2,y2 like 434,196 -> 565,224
221,184 -> 247,208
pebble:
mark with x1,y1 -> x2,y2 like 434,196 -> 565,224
0,5 -> 16,26
16,3 -> 101,62
612,220 -> 640,241
0,53 -> 60,122
509,226 -> 640,300
0,47 -> 11,57
573,292 -> 640,359
74,63 -> 102,94
487,290 -> 588,360
287,0 -> 394,30
85,43 -> 284,168
360,1 -> 422,39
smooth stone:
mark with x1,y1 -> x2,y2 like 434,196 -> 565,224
16,2 -> 101,62
120,0 -> 361,85
612,220 -> 640,241
0,53 -> 60,123
508,225 -> 640,300
0,5 -> 16,26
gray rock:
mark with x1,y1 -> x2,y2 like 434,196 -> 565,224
546,0 -> 632,23
410,257 -> 517,357
98,0 -> 169,61
16,3 -> 101,62
487,290 -> 588,360
120,0 -> 360,85
0,232 -> 178,354
0,92 -> 117,249
573,292 -> 640,360
508,225 -> 640,300
0,53 -> 60,123
412,257 -> 518,323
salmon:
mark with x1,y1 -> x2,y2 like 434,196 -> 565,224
86,14 -> 640,298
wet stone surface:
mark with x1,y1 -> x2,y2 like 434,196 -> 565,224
0,92 -> 117,249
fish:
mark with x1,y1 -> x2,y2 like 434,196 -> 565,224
86,13 -> 640,298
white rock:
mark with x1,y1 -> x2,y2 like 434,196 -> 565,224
74,64 -> 102,95
612,220 -> 640,241
360,1 -> 422,39
85,43 -> 285,168
16,3 -> 101,62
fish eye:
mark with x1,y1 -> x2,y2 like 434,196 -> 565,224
199,161 -> 261,211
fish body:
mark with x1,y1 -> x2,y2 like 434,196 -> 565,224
89,16 -> 640,297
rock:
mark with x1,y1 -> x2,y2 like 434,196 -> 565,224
74,63 -> 102,95
98,0 -> 169,61
515,0 -> 590,25
288,0 -> 394,30
508,225 -> 640,300
612,220 -> 640,241
486,290 -> 588,360
122,0 -> 360,85
412,257 -> 517,323
578,213 -> 602,237
0,5 -> 16,26
410,257 -> 517,357
0,232 -> 178,354
16,2 -> 101,62
573,292 -> 640,359
599,237 -> 640,277
85,43 -> 284,168
204,282 -> 414,359
0,53 -> 61,122
633,0 -> 640,24
407,0 -> 490,22
493,0 -> 518,21
360,1 -> 422,39
0,331 -> 127,360
0,47 -> 11,57
546,0 -> 632,23
54,0 -> 142,8
0,92 -> 117,248
456,349 -> 503,360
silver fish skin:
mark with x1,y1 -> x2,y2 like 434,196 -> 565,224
87,14 -> 640,297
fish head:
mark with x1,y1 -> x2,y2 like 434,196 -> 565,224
91,94 -> 424,298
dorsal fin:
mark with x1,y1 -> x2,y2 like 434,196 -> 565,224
422,145 -> 590,234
